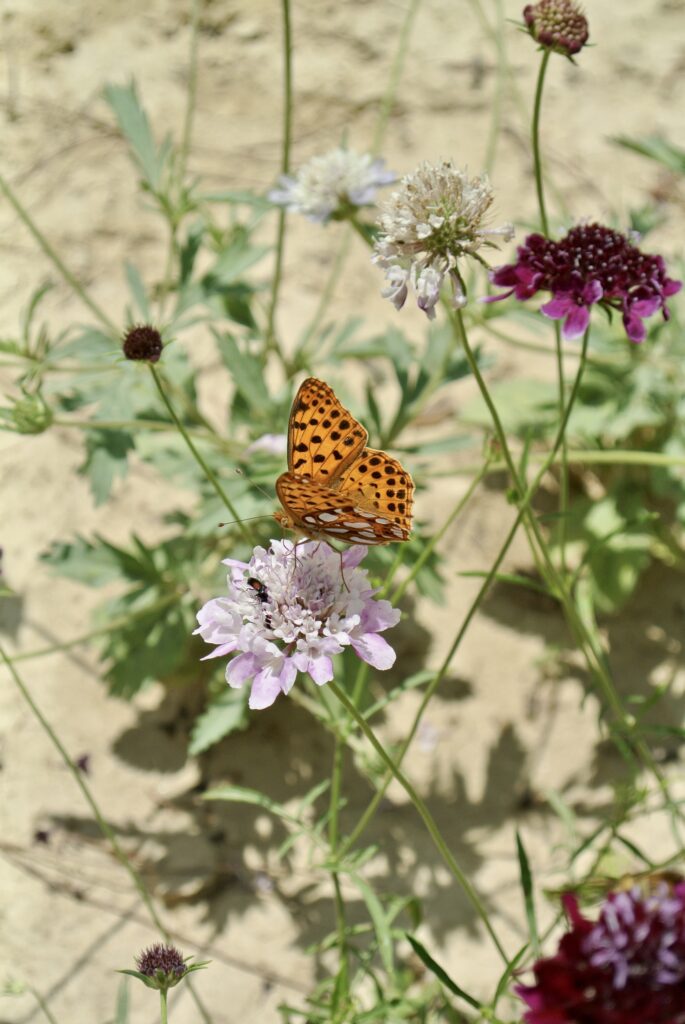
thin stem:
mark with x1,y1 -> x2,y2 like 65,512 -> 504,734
530,48 -> 568,571
265,0 -> 293,352
328,733 -> 350,1010
160,989 -> 168,1024
531,49 -> 551,236
483,0 -> 506,174
0,645 -> 213,1024
327,680 -> 509,964
391,456 -> 492,605
148,364 -> 252,544
9,593 -> 178,664
0,171 -> 118,337
371,0 -> 422,153
178,0 -> 201,185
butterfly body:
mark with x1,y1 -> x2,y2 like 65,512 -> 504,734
275,378 -> 413,545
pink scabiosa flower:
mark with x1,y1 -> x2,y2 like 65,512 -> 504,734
516,885 -> 685,1023
195,540 -> 400,710
487,224 -> 682,343
523,0 -> 589,58
373,160 -> 514,319
269,148 -> 396,223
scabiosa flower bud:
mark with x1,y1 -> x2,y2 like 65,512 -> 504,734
523,0 -> 589,58
269,147 -> 396,223
195,540 -> 401,710
122,324 -> 163,362
373,161 -> 514,320
486,223 -> 682,343
516,885 -> 685,1023
1,389 -> 53,434
121,943 -> 209,992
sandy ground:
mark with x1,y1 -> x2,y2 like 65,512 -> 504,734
1,1 -> 684,1022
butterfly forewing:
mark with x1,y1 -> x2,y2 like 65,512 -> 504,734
287,378 -> 368,482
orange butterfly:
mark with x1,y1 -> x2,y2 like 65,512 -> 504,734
274,377 -> 414,545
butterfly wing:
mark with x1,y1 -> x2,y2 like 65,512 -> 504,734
276,471 -> 406,545
286,378 -> 368,482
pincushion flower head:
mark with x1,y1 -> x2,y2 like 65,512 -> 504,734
523,0 -> 589,59
195,540 -> 400,710
269,147 -> 396,223
516,884 -> 685,1023
373,160 -> 514,320
487,223 -> 682,343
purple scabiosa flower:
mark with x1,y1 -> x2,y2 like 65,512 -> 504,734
244,433 -> 288,457
523,0 -> 589,58
487,223 -> 682,343
122,943 -> 209,992
373,161 -> 514,319
269,148 -> 396,223
516,885 -> 685,1023
195,540 -> 400,710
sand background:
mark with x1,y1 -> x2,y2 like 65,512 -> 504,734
1,1 -> 684,1021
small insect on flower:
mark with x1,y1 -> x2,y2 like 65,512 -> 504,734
516,883 -> 685,1023
373,160 -> 514,319
195,540 -> 401,710
274,377 -> 414,547
486,223 -> 682,343
269,147 -> 396,223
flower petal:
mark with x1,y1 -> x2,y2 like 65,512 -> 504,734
308,655 -> 335,685
226,652 -> 259,688
562,304 -> 591,339
351,632 -> 396,670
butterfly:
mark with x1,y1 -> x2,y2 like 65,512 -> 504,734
274,377 -> 414,545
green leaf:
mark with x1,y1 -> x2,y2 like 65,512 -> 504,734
41,536 -> 125,586
491,942 -> 529,1009
188,687 -> 249,755
103,81 -> 171,190
516,829 -> 539,956
462,377 -> 558,437
114,978 -> 129,1024
116,970 -> 159,990
125,262 -> 150,319
80,429 -> 134,505
214,331 -> 269,410
348,874 -> 395,979
103,607 -> 188,697
611,133 -> 685,174
205,238 -> 269,285
405,935 -> 480,1010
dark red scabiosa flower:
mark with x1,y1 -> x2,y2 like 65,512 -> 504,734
486,224 -> 682,343
523,0 -> 589,58
516,886 -> 685,1023
122,324 -> 163,362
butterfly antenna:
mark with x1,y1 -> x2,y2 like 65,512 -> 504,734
234,466 -> 276,503
217,515 -> 274,529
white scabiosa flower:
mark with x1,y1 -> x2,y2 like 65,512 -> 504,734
195,540 -> 400,710
373,160 -> 514,319
269,148 -> 396,223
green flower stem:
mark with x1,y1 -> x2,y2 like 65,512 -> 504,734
531,48 -> 568,571
329,732 -> 350,1011
160,989 -> 168,1024
327,679 -> 509,965
391,455 -> 493,605
8,593 -> 179,664
265,0 -> 293,354
531,49 -> 551,237
148,364 -> 252,545
454,314 -> 675,798
0,644 -> 212,1024
0,171 -> 118,338
178,0 -> 201,186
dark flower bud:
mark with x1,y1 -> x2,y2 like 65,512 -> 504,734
523,0 -> 589,58
122,324 -> 163,363
119,942 -> 209,993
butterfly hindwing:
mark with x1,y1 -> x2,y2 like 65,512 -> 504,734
287,378 -> 368,482
276,472 -> 401,545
